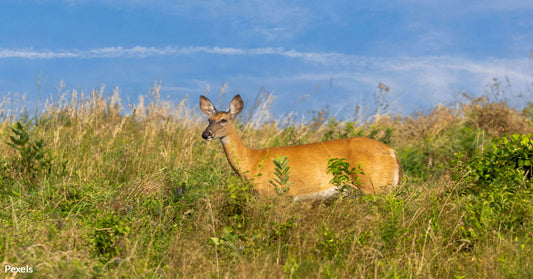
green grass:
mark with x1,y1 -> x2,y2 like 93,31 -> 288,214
1,86 -> 532,278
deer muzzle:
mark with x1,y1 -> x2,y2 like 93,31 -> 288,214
202,129 -> 214,141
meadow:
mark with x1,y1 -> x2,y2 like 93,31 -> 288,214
1,82 -> 532,278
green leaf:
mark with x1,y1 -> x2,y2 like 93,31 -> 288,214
9,134 -> 28,146
210,237 -> 221,246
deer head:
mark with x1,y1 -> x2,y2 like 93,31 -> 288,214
199,95 -> 244,140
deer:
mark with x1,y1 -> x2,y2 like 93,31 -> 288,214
200,94 -> 402,201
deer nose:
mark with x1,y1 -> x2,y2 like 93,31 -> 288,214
202,130 -> 213,140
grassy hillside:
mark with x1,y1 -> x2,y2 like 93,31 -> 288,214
1,86 -> 532,278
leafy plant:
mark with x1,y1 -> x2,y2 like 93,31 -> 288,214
455,133 -> 533,187
264,218 -> 296,244
6,121 -> 51,179
326,157 -> 364,194
315,224 -> 346,259
378,194 -> 407,249
209,225 -> 245,258
453,133 -> 533,243
269,155 -> 293,196
92,210 -> 130,263
224,176 -> 255,224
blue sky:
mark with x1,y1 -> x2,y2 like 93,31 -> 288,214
1,1 -> 532,120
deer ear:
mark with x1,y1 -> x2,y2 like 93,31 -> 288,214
229,95 -> 244,116
199,95 -> 217,116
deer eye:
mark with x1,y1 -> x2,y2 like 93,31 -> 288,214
220,119 -> 228,123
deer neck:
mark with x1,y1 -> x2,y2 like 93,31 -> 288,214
219,125 -> 253,178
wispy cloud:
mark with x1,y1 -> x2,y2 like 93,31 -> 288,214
3,45 -> 530,114
1,46 -> 187,59
3,45 -> 529,86
0,45 -> 355,63
0,48 -> 78,59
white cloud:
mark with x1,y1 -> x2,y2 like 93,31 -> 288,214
0,48 -> 77,59
0,45 -> 345,62
3,45 -> 530,88
0,46 -> 180,59
2,44 -> 530,114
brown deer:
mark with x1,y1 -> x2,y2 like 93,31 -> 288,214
200,94 -> 401,200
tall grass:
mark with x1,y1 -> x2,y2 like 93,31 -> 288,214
0,83 -> 532,278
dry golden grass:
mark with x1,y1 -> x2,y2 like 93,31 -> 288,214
0,85 -> 532,278
463,97 -> 533,136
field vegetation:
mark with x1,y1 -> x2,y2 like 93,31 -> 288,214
1,82 -> 533,278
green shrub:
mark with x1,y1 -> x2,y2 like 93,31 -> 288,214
92,210 -> 130,263
315,224 -> 347,259
209,225 -> 245,259
6,121 -> 52,180
453,133 -> 533,243
326,157 -> 364,195
223,176 -> 255,224
378,194 -> 408,249
456,133 -> 532,187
